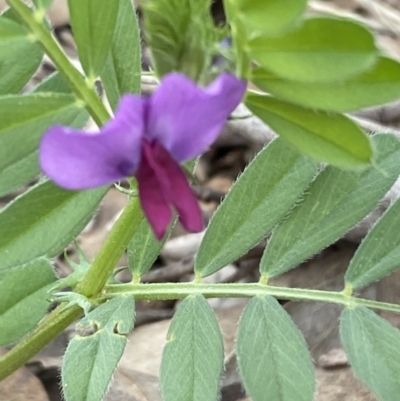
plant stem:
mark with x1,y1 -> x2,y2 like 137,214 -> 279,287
6,0 -> 110,127
0,305 -> 81,381
103,282 -> 400,314
75,197 -> 143,298
0,197 -> 143,380
0,0 -> 146,381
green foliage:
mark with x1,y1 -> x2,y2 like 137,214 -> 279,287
195,138 -> 318,277
160,295 -> 224,401
0,92 -> 88,196
0,258 -> 56,346
261,134 -> 400,278
0,16 -> 43,93
252,57 -> 400,112
237,296 -> 315,401
32,0 -> 54,10
246,93 -> 372,167
345,197 -> 400,289
128,217 -> 173,279
246,94 -> 372,168
2,1 -> 400,400
68,0 -> 120,78
62,296 -> 135,401
34,71 -> 74,93
229,0 -> 307,38
142,0 -> 216,81
101,0 -> 141,110
249,17 -> 378,83
340,307 -> 400,400
0,181 -> 107,270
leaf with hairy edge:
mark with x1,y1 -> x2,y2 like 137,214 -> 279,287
0,16 -> 43,93
68,0 -> 119,77
160,295 -> 224,401
252,57 -> 400,112
62,296 -> 134,401
340,307 -> 400,401
195,138 -> 318,278
345,197 -> 400,289
237,296 -> 314,401
261,134 -> 400,278
0,92 -> 88,197
246,92 -> 372,168
0,181 -> 107,270
250,17 -> 378,83
101,0 -> 141,110
0,258 -> 56,346
231,0 -> 307,38
34,72 -> 75,94
128,217 -> 175,278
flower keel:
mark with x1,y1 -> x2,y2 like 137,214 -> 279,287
137,140 -> 203,239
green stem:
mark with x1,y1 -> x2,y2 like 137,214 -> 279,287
0,305 -> 81,381
6,0 -> 110,126
103,282 -> 400,314
75,197 -> 143,298
0,197 -> 143,379
0,0 -> 145,381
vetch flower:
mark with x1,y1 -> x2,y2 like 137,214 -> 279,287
40,73 -> 246,239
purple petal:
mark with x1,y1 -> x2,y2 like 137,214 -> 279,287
136,140 -> 203,239
146,73 -> 246,162
151,141 -> 203,233
39,95 -> 145,190
136,140 -> 173,239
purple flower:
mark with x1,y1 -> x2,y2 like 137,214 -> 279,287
40,73 -> 246,239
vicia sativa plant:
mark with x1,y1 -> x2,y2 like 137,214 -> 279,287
1,0 -> 400,400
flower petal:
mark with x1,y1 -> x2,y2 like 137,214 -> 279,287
39,95 -> 145,190
147,73 -> 246,162
136,141 -> 173,239
137,140 -> 203,239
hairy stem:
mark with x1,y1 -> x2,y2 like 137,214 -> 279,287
0,0 -> 148,382
0,305 -> 81,381
0,197 -> 143,379
6,0 -> 110,126
75,197 -> 143,298
103,282 -> 400,314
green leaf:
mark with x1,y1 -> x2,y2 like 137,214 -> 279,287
250,17 -> 378,83
160,295 -> 224,401
143,0 -> 216,81
0,181 -> 107,270
252,57 -> 400,112
0,16 -> 43,93
33,71 -> 73,94
340,307 -> 400,401
101,0 -> 141,110
345,197 -> 400,289
261,134 -> 400,278
68,0 -> 119,77
195,138 -> 318,278
62,295 -> 134,401
233,0 -> 307,38
32,0 -> 55,10
0,92 -> 88,197
128,217 -> 173,279
0,258 -> 56,346
237,296 -> 314,401
246,93 -> 372,167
